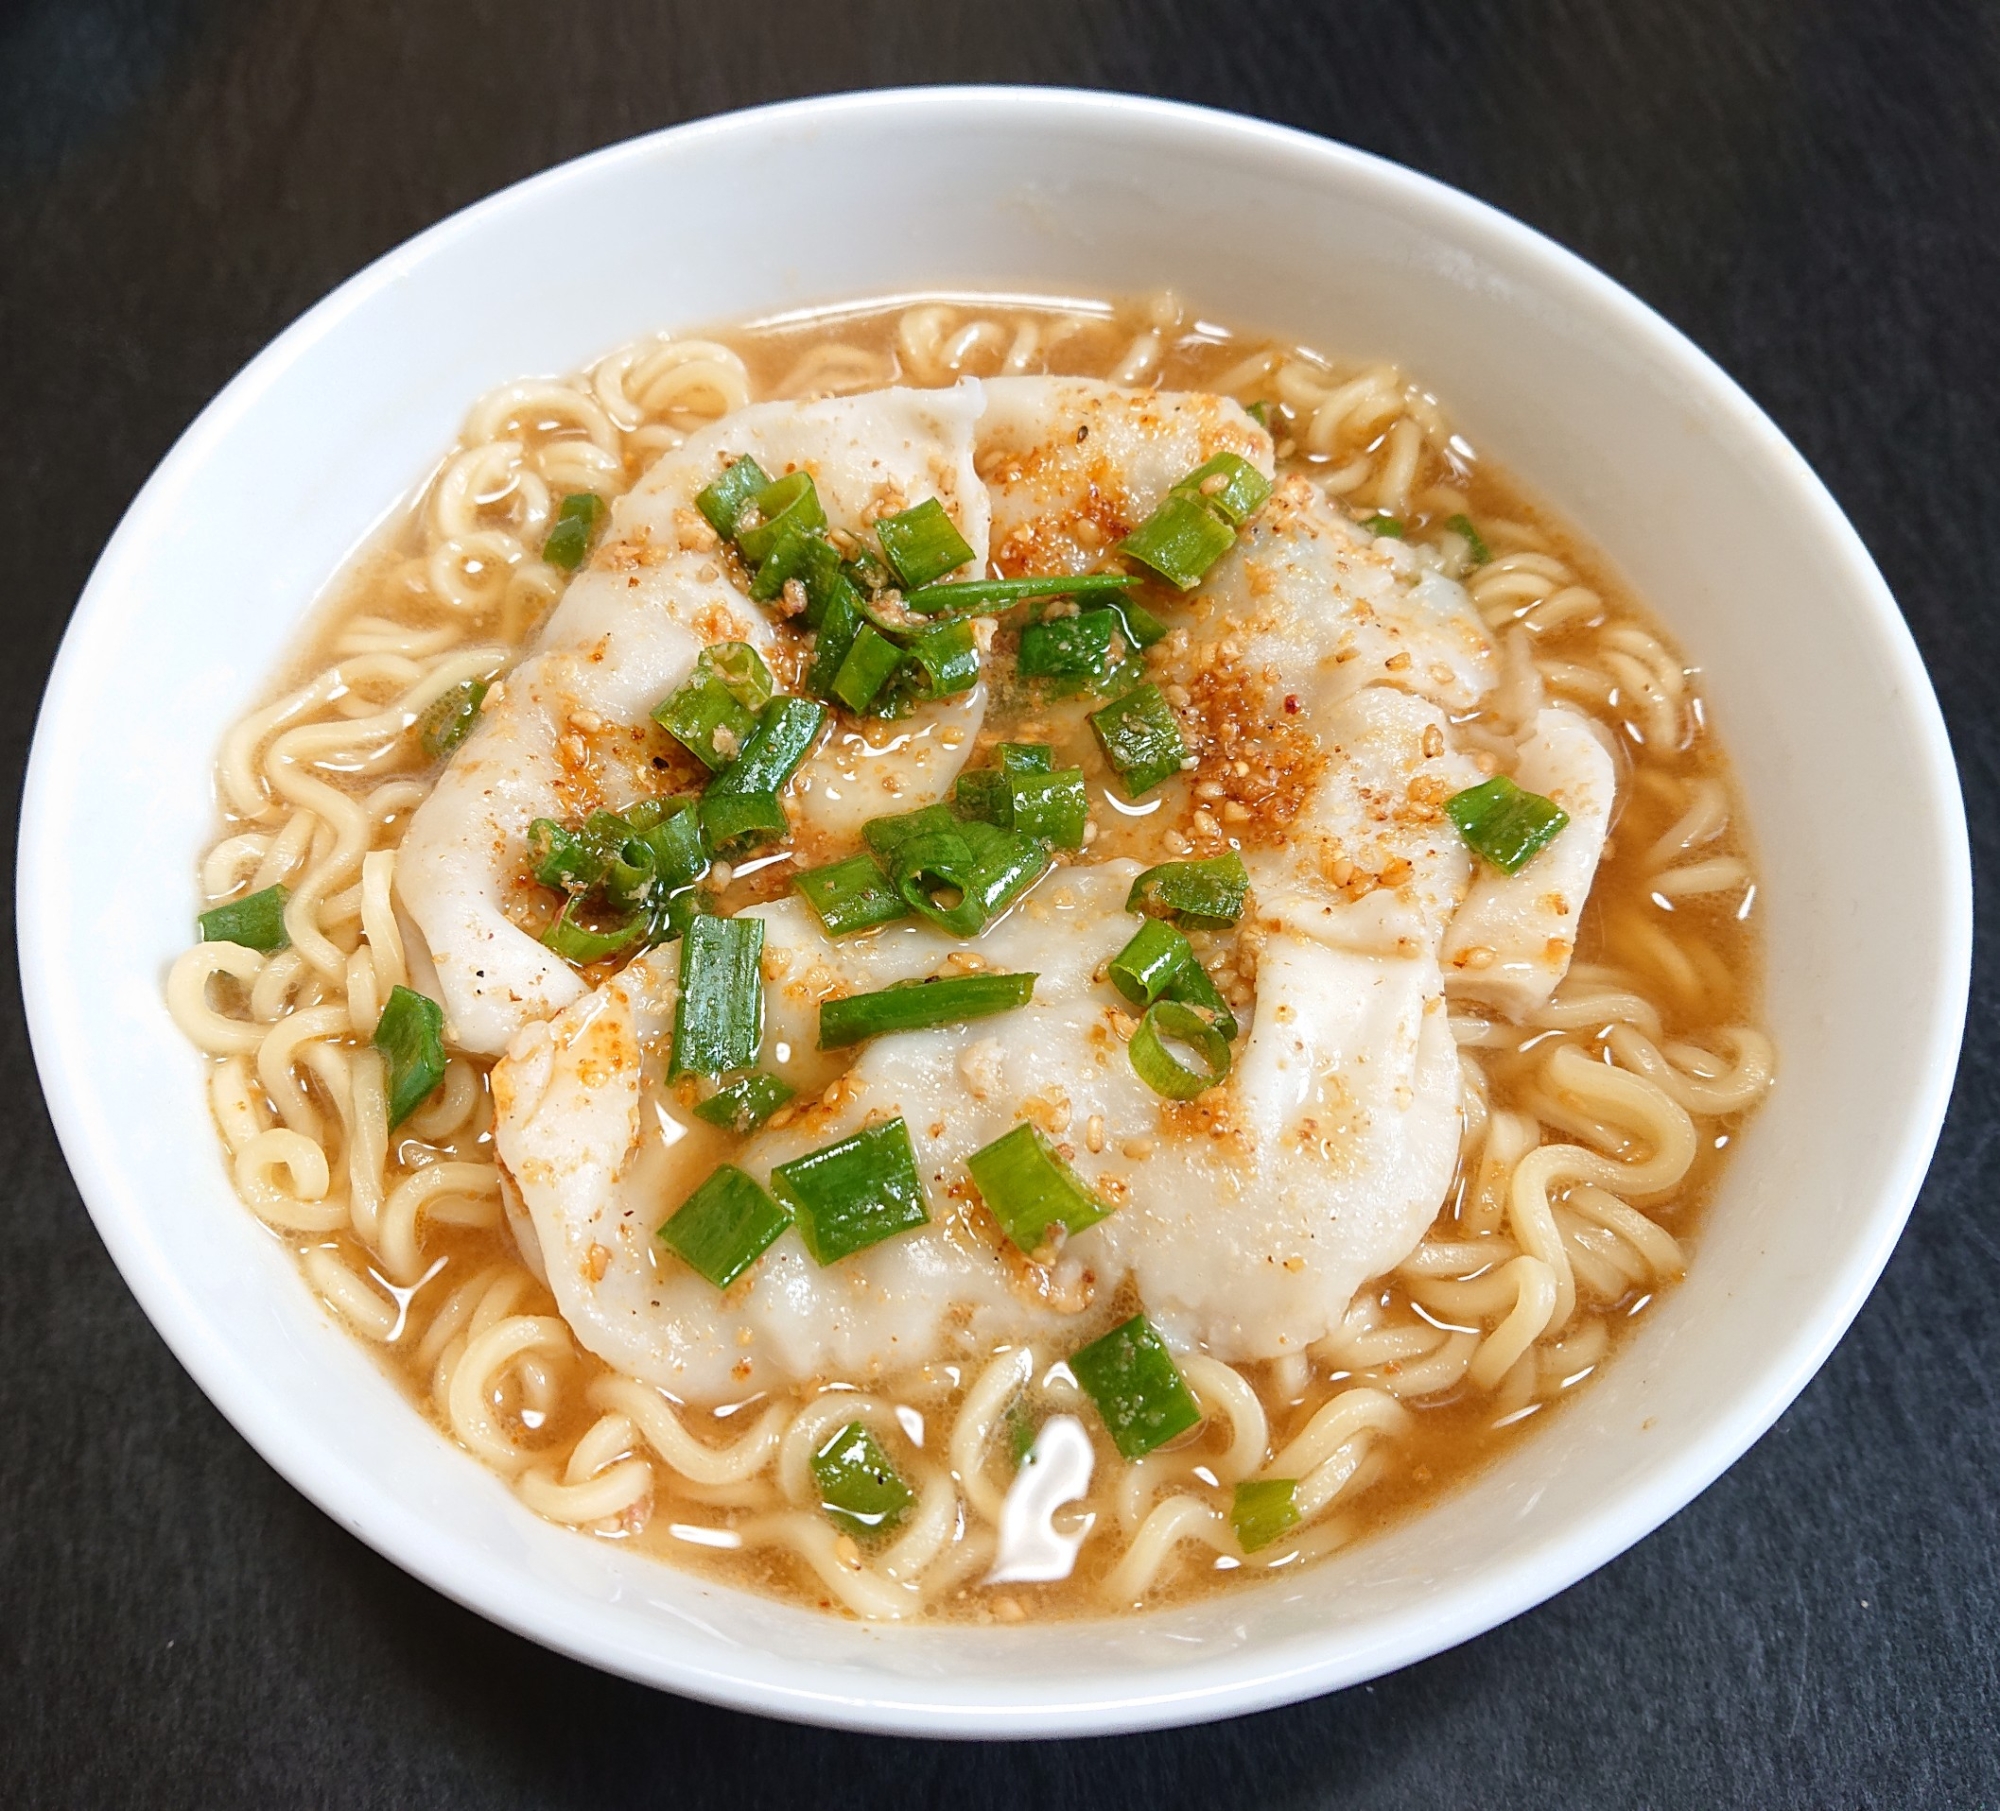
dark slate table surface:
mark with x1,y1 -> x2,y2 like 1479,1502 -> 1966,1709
5,1 -> 1996,1803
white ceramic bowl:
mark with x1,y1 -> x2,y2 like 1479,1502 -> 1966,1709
19,88 -> 1969,1737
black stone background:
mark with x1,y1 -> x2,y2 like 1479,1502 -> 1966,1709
4,1 -> 1996,1804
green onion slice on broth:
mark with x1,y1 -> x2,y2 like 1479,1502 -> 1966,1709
1126,852 -> 1249,927
691,1070 -> 796,1135
1231,1477 -> 1302,1553
873,497 -> 974,590
1018,609 -> 1121,684
811,1422 -> 915,1538
1109,918 -> 1196,1007
694,454 -> 771,540
418,678 -> 488,760
1446,512 -> 1492,566
829,623 -> 906,713
542,491 -> 608,570
965,1122 -> 1111,1254
373,984 -> 448,1127
1446,774 -> 1570,874
889,821 -> 1052,937
198,883 -> 291,952
794,853 -> 909,936
1172,451 -> 1272,526
733,470 -> 827,565
817,971 -> 1037,1050
540,896 -> 645,965
660,1164 -> 791,1290
901,571 -> 1138,614
670,913 -> 765,1079
1068,1313 -> 1203,1460
1129,998 -> 1233,1100
1090,683 -> 1190,798
771,1118 -> 931,1266
697,696 -> 826,855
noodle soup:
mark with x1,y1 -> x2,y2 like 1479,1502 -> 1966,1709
168,293 -> 1771,1622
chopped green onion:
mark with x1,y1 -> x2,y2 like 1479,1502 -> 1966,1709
660,1164 -> 791,1289
953,768 -> 1010,825
698,697 -> 827,855
1067,1314 -> 1202,1460
1126,853 -> 1249,926
831,623 -> 905,713
1164,957 -> 1239,1042
695,455 -> 771,540
647,883 -> 709,947
1129,998 -> 1232,1099
1119,491 -> 1238,590
1231,1478 -> 1301,1553
793,534 -> 858,627
373,984 -> 448,1127
418,678 -> 488,759
1445,513 -> 1492,565
843,540 -> 891,584
653,676 -> 758,772
1363,514 -> 1405,538
527,817 -> 606,894
1008,1399 -> 1040,1468
1245,400 -> 1272,428
794,854 -> 909,936
890,822 -> 1052,937
199,884 -> 291,951
624,798 -> 708,892
874,497 -> 973,589
862,801 -> 962,860
812,1422 -> 914,1538
747,522 -> 819,604
699,641 -> 774,709
818,971 -> 1036,1049
965,1122 -> 1109,1254
1108,918 -> 1194,1006
956,744 -> 1057,827
900,618 -> 981,699
542,896 -> 646,965
542,491 -> 608,570
669,913 -> 764,1078
691,1071 -> 796,1135
901,572 -> 1139,614
1009,768 -> 1087,848
1172,452 -> 1273,527
1090,684 -> 1189,797
806,586 -> 866,701
1446,774 -> 1570,874
1019,609 -> 1119,683
772,1117 -> 930,1265
735,470 -> 826,565
1097,592 -> 1168,652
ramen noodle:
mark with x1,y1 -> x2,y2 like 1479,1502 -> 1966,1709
168,293 -> 1772,1621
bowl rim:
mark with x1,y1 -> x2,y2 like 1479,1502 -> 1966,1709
18,84 -> 1972,1738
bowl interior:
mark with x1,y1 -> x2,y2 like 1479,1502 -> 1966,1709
19,90 -> 1968,1736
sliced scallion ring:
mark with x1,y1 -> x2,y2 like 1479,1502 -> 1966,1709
1128,998 -> 1231,1099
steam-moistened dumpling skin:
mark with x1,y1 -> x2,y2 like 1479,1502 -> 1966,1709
397,384 -> 991,1055
1091,937 -> 1459,1359
478,377 -> 1552,1398
976,376 -> 1272,571
395,565 -> 758,1055
1193,474 -> 1496,714
1442,706 -> 1618,1017
491,870 -> 1149,1400
1248,686 -> 1485,959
